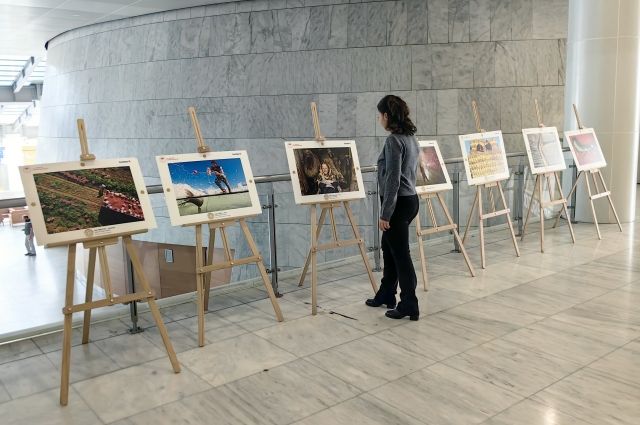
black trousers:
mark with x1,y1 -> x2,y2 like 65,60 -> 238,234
375,194 -> 420,314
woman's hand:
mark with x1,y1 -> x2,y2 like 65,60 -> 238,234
379,219 -> 390,231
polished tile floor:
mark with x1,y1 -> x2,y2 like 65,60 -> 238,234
0,214 -> 639,424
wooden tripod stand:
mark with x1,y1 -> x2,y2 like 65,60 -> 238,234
187,107 -> 283,347
416,192 -> 475,291
59,119 -> 180,406
461,101 -> 520,269
298,102 -> 377,315
553,104 -> 623,240
521,99 -> 575,252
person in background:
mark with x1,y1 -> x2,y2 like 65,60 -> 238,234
23,216 -> 36,256
366,95 -> 420,320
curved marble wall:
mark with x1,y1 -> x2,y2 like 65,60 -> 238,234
39,0 -> 569,281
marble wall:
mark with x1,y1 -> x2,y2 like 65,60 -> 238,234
39,0 -> 568,284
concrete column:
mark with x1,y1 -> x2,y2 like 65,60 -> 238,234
564,0 -> 640,223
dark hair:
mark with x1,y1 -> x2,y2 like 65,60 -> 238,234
376,95 -> 417,135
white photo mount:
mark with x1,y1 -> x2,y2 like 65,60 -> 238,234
522,126 -> 566,174
285,139 -> 366,205
564,128 -> 607,172
415,140 -> 453,194
156,150 -> 262,226
20,157 -> 156,247
459,130 -> 510,186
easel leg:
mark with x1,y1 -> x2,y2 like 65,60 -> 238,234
478,186 -> 486,269
81,247 -> 97,344
554,171 -> 582,228
203,226 -> 216,311
415,217 -> 429,292
521,174 -> 539,241
195,225 -> 205,347
239,219 -> 283,322
555,172 -> 576,243
344,201 -> 378,293
498,182 -> 521,257
123,236 -> 180,373
436,193 -> 475,277
596,170 -> 623,232
60,244 -> 76,406
585,172 -> 602,240
539,174 -> 545,253
462,189 -> 479,244
310,206 -> 318,315
299,207 -> 328,287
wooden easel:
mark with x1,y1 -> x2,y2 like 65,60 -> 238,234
552,104 -> 623,239
298,102 -> 377,315
521,99 -> 576,252
416,191 -> 475,291
187,107 -> 283,347
461,101 -> 520,269
60,119 -> 180,406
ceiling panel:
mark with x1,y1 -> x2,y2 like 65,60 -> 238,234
0,0 -> 230,56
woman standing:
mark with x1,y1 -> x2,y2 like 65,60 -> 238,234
366,95 -> 420,320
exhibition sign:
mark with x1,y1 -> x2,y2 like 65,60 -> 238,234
285,140 -> 365,205
522,127 -> 567,174
459,130 -> 510,185
156,151 -> 262,226
19,158 -> 155,246
564,128 -> 607,171
415,140 -> 452,194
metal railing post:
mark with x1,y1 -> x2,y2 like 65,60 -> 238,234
125,242 -> 143,334
452,170 -> 461,252
570,161 -> 578,223
369,181 -> 382,271
264,183 -> 281,296
515,161 -> 525,236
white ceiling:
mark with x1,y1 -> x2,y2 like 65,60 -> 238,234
0,0 -> 225,127
0,0 -> 226,57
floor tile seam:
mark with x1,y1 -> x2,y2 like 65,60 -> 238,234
514,336 -> 640,414
99,373 -> 219,425
0,379 -> 10,403
70,385 -> 109,424
298,327 -> 438,370
0,350 -> 50,368
363,363 -> 525,425
281,392 -> 366,425
434,346 -> 584,399
93,337 -> 168,370
476,397 -> 587,425
249,327 -> 309,360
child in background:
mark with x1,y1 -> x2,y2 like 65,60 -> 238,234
23,216 -> 36,256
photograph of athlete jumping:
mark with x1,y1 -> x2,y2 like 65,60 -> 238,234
167,157 -> 253,216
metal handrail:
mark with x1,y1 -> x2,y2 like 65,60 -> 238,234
0,150 -> 542,208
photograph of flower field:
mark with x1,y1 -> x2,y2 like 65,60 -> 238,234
33,166 -> 145,234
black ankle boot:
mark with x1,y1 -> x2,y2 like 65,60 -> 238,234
385,309 -> 419,321
365,298 -> 396,309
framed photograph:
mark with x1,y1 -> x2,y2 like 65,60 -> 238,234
522,127 -> 567,174
564,128 -> 607,171
156,151 -> 262,226
285,140 -> 365,205
19,158 -> 156,247
415,140 -> 452,194
459,130 -> 510,185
